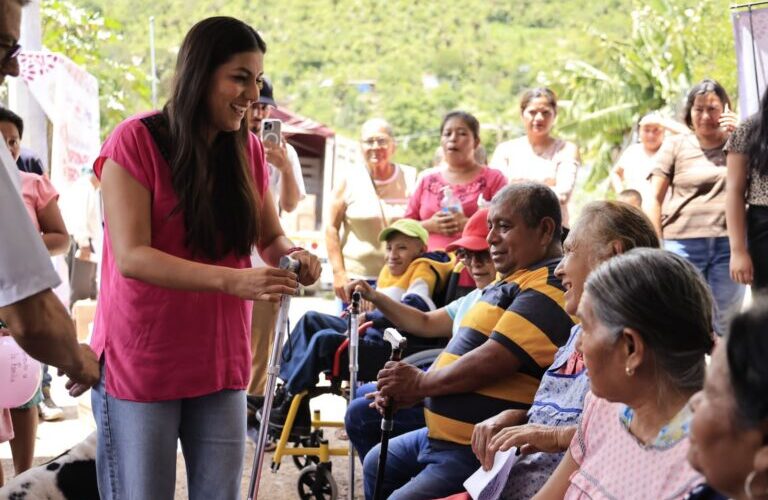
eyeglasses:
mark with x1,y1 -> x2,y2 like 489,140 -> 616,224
455,248 -> 491,263
362,137 -> 391,148
1,42 -> 21,67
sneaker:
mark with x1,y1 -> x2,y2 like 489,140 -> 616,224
257,391 -> 311,438
246,423 -> 277,452
246,395 -> 265,412
38,396 -> 64,422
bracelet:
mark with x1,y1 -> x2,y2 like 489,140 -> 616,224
285,246 -> 305,256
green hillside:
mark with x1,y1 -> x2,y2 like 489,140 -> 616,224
41,0 -> 737,188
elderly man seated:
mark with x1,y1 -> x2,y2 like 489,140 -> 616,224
363,183 -> 575,500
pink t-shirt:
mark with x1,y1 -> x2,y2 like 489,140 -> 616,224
0,408 -> 13,442
92,113 -> 268,402
404,166 -> 507,250
565,392 -> 702,500
20,171 -> 59,231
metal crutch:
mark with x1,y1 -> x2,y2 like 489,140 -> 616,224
372,328 -> 407,500
347,290 -> 362,499
247,255 -> 300,500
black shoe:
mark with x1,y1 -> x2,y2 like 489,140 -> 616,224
257,391 -> 311,438
246,395 -> 265,412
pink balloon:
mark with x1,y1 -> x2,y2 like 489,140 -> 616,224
0,336 -> 42,408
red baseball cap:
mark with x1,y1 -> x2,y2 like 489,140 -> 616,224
446,208 -> 490,253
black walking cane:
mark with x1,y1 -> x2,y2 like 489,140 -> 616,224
247,255 -> 300,500
372,328 -> 407,500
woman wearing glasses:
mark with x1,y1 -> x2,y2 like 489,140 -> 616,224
89,17 -> 320,499
405,111 -> 507,252
326,118 -> 418,303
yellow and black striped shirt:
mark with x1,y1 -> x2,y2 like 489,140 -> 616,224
424,258 -> 575,445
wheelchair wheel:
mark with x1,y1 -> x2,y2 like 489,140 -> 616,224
292,431 -> 323,470
401,348 -> 442,370
297,463 -> 337,500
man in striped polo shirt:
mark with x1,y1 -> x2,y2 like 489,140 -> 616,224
364,183 -> 575,499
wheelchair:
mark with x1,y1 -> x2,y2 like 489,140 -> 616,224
266,263 -> 475,499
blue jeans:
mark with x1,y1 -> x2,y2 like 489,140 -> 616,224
345,382 -> 426,463
42,364 -> 51,389
278,311 -> 348,394
362,427 -> 480,500
92,366 -> 246,500
278,311 -> 390,394
665,237 -> 745,335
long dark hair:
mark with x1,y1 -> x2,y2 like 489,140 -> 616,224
727,296 -> 768,425
166,17 -> 266,260
747,86 -> 768,177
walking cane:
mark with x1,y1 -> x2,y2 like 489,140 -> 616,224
347,290 -> 362,499
247,255 -> 300,500
372,328 -> 407,500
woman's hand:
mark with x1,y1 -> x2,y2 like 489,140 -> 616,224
472,410 -> 528,470
288,249 -> 321,286
333,269 -> 349,302
730,248 -> 754,285
224,266 -> 298,302
428,210 -> 464,236
489,423 -> 574,458
719,104 -> 739,134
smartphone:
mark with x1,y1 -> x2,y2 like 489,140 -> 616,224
261,119 -> 282,145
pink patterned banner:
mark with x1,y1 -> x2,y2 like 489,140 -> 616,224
17,51 -> 100,191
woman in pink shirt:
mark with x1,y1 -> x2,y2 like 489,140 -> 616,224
535,249 -> 713,499
405,111 -> 507,251
0,108 -> 70,478
90,17 -> 320,500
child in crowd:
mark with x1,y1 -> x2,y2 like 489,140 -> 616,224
0,108 -> 70,476
0,407 -> 11,486
617,188 -> 642,208
262,219 -> 455,434
344,208 -> 496,461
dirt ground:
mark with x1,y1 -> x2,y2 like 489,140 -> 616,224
1,394 -> 365,500
1,297 -> 367,499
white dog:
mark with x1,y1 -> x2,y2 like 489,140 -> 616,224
0,432 -> 98,500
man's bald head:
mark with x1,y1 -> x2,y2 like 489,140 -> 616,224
0,0 -> 26,85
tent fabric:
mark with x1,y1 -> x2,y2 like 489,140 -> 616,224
271,108 -> 335,138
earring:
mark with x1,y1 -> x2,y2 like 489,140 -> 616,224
625,366 -> 634,376
745,470 -> 768,499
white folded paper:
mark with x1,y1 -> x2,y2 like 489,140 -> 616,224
463,447 -> 519,500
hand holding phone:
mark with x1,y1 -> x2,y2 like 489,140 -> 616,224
261,118 -> 282,145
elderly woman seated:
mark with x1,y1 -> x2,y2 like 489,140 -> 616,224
444,201 -> 660,500
686,297 -> 768,500
533,248 -> 713,498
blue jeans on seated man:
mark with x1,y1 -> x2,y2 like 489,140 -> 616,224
278,311 -> 393,395
363,427 -> 479,500
345,382 -> 427,463
664,237 -> 745,335
92,365 -> 246,500
278,311 -> 348,394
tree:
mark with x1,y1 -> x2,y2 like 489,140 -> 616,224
41,0 -> 151,137
544,0 -> 736,191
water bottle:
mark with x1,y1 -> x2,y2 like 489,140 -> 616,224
477,193 -> 490,209
440,186 -> 464,215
